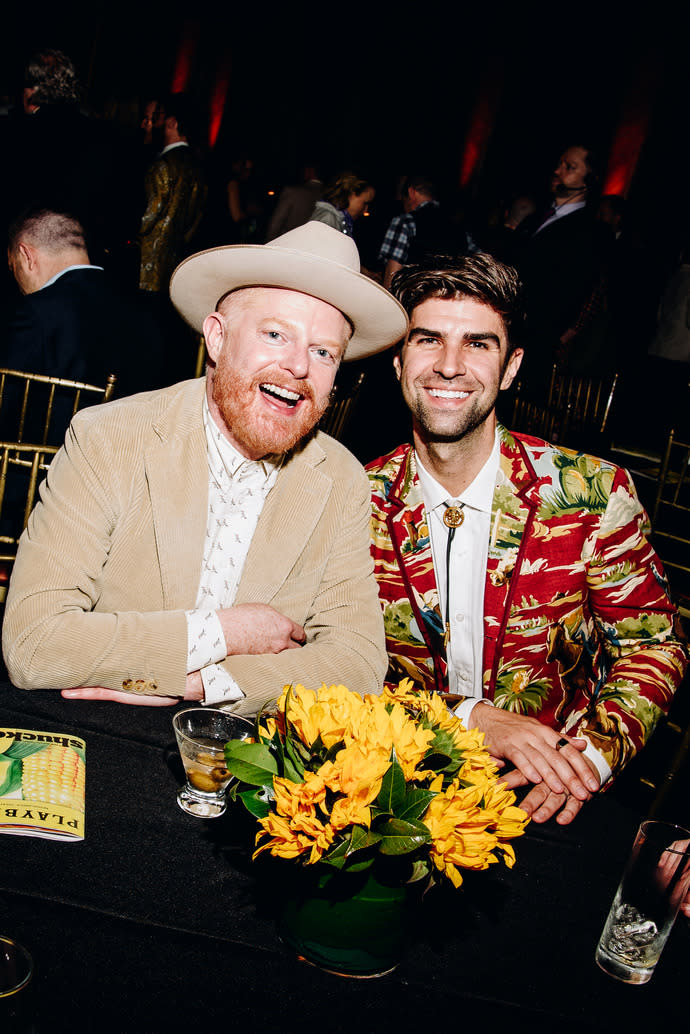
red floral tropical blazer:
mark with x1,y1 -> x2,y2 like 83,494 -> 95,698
367,428 -> 688,782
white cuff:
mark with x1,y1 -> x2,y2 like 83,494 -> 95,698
199,664 -> 245,705
186,610 -> 227,672
454,696 -> 493,730
580,740 -> 611,786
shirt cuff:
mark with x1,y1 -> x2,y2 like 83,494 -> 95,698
453,697 -> 493,730
199,664 -> 245,705
580,740 -> 611,786
186,610 -> 227,672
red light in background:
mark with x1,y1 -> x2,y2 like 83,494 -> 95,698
459,61 -> 504,190
208,51 -> 231,149
171,21 -> 200,93
603,53 -> 661,197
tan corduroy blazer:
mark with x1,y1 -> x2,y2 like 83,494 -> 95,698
2,379 -> 386,713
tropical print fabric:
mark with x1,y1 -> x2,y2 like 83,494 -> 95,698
367,427 -> 688,782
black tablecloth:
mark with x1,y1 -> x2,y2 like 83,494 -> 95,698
1,684 -> 687,1033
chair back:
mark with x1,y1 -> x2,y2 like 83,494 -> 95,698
0,368 -> 117,447
651,430 -> 690,601
510,378 -> 570,443
0,441 -> 59,601
548,366 -> 618,439
319,372 -> 366,442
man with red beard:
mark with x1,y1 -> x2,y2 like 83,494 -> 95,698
2,224 -> 407,713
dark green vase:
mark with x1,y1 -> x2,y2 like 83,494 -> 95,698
279,869 -> 414,977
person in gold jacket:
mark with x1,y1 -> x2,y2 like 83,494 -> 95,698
139,94 -> 207,293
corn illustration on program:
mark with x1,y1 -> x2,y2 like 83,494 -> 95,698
0,727 -> 85,840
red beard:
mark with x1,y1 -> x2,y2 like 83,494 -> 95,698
212,361 -> 330,458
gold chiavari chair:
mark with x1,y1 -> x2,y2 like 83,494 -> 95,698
650,429 -> 690,615
0,368 -> 117,448
510,378 -> 570,443
319,372 -> 366,443
0,442 -> 59,603
547,365 -> 619,441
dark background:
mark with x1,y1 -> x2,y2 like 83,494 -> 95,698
3,2 -> 689,265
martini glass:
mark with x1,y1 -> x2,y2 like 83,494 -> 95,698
173,708 -> 253,818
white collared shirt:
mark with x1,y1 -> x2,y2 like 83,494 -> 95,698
416,433 -> 500,729
533,199 -> 586,235
159,141 -> 189,156
416,433 -> 609,785
185,397 -> 281,703
39,265 -> 104,290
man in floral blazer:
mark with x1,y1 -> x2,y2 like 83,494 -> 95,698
367,255 -> 687,825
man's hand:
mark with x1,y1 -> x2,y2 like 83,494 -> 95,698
659,840 -> 690,914
470,702 -> 601,824
517,779 -> 596,825
216,603 -> 306,656
61,674 -> 203,707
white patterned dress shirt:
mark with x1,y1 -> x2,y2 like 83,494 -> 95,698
416,434 -> 499,730
186,397 -> 280,704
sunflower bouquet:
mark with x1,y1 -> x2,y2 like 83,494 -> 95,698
224,680 -> 528,889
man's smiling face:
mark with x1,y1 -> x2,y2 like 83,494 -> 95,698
204,287 -> 350,459
394,295 -> 523,446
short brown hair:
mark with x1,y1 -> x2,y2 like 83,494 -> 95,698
391,253 -> 526,352
8,207 -> 87,254
323,172 -> 372,210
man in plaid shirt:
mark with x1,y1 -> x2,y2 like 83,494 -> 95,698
379,176 -> 440,288
379,175 -> 475,287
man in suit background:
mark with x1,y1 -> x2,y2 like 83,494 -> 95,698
517,143 -> 610,389
3,207 -> 166,405
3,223 -> 408,713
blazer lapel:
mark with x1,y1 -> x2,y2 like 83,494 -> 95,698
483,426 -> 540,689
385,449 -> 447,690
146,381 -> 208,608
237,439 -> 331,602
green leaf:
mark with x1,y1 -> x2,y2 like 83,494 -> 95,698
348,825 -> 383,853
282,753 -> 304,783
4,741 -> 47,760
321,839 -> 350,869
419,749 -> 453,773
375,817 -> 432,856
322,826 -> 382,871
237,788 -> 271,819
283,734 -> 306,780
224,741 -> 278,787
0,758 -> 22,796
376,753 -> 406,814
408,859 -> 432,884
397,788 -> 436,822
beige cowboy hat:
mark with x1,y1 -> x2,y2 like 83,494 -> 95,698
169,222 -> 408,361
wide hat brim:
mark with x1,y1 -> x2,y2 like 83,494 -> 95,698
169,222 -> 408,361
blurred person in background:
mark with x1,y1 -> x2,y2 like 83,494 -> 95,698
139,93 -> 207,294
2,49 -> 140,284
310,172 -> 375,238
265,162 -> 323,240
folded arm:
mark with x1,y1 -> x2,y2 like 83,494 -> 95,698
562,466 -> 687,777
3,413 -> 385,711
